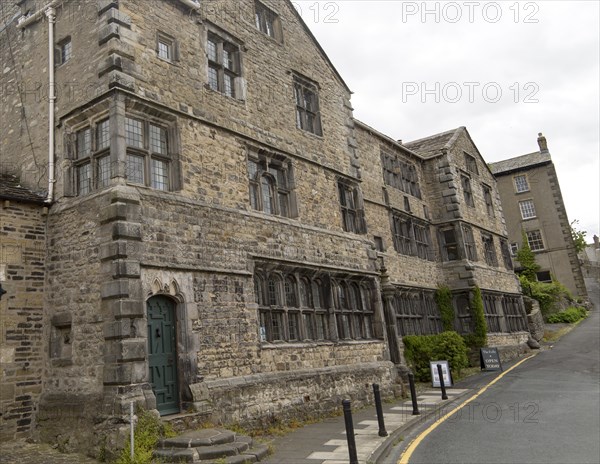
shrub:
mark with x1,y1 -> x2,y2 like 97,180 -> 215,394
547,307 -> 588,324
435,285 -> 455,332
468,286 -> 487,348
403,331 -> 469,382
520,276 -> 573,317
115,408 -> 176,464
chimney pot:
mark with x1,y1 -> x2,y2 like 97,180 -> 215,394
537,133 -> 549,153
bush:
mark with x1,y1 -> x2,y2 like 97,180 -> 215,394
468,286 -> 487,348
547,307 -> 588,324
403,331 -> 469,382
115,408 -> 176,464
435,285 -> 455,332
520,275 -> 573,317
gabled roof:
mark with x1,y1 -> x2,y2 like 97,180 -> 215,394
403,127 -> 463,159
0,174 -> 46,204
284,1 -> 351,93
489,151 -> 552,175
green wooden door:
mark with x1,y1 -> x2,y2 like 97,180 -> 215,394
147,296 -> 179,415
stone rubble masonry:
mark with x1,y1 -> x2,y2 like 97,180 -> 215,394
0,0 -> 530,454
0,200 -> 47,441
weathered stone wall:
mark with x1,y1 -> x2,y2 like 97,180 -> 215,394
192,362 -> 399,427
487,332 -> 531,362
0,200 -> 46,440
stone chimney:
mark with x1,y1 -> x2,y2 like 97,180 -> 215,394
537,132 -> 549,153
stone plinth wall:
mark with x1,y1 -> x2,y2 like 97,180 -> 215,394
191,361 -> 399,427
487,332 -> 531,362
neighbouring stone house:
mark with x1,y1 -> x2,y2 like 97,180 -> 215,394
0,0 -> 529,456
490,134 -> 587,298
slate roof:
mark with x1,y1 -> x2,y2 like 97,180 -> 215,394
488,151 -> 552,175
0,174 -> 46,204
403,127 -> 463,159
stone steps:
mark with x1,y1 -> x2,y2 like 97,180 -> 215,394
154,428 -> 270,463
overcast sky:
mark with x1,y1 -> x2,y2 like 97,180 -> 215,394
299,0 -> 599,240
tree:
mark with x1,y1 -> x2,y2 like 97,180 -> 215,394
570,220 -> 587,254
516,231 -> 540,282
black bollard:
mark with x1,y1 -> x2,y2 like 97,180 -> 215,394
372,384 -> 388,437
437,364 -> 449,400
408,372 -> 420,415
342,399 -> 359,464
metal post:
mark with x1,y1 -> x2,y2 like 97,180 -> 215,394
342,400 -> 359,464
130,401 -> 135,460
408,372 -> 420,415
437,364 -> 448,400
372,384 -> 388,437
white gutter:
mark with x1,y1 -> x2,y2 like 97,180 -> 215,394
45,7 -> 56,203
16,0 -> 61,29
177,0 -> 201,11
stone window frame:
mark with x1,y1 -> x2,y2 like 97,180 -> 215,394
390,210 -> 434,261
514,174 -> 530,193
70,117 -> 111,196
526,229 -> 545,251
254,270 -> 376,343
462,224 -> 478,261
519,199 -> 537,220
205,26 -> 244,100
293,74 -> 323,136
481,232 -> 498,267
255,1 -> 283,42
55,36 -> 72,66
156,31 -> 179,63
464,152 -> 479,175
381,151 -> 422,199
124,112 -> 179,192
460,172 -> 474,207
501,295 -> 528,332
247,149 -> 297,218
510,242 -> 519,256
392,289 -> 442,336
439,225 -> 460,262
331,280 -> 375,341
337,180 -> 367,234
481,292 -> 502,333
482,183 -> 495,217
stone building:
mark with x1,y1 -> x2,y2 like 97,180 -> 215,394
0,0 -> 528,454
490,134 -> 587,298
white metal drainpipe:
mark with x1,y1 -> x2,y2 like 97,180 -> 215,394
45,6 -> 56,204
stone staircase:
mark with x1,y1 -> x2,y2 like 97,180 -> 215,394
153,428 -> 270,463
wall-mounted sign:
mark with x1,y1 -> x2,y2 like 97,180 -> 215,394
480,347 -> 503,371
430,360 -> 452,387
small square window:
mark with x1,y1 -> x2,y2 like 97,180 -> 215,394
514,175 -> 529,193
56,38 -> 72,66
464,153 -> 479,174
519,199 -> 536,219
526,230 -> 544,251
156,32 -> 177,62
255,1 -> 281,41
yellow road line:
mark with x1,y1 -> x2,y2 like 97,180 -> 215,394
398,354 -> 537,464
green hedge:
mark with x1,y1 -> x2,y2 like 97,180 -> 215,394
403,331 -> 469,382
547,307 -> 588,324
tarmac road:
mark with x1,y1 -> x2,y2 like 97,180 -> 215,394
387,278 -> 600,464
